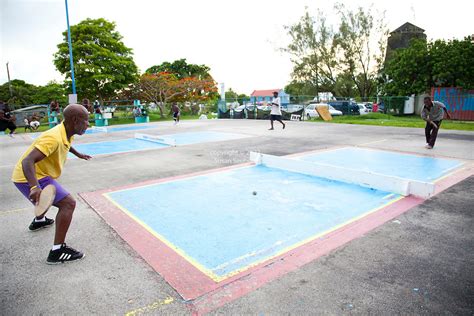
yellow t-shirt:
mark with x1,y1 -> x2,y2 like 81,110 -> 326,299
11,123 -> 73,183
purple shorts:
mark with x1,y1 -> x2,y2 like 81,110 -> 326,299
14,177 -> 70,205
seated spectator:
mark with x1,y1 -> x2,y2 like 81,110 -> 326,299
93,101 -> 102,115
23,118 -> 32,132
133,106 -> 142,117
30,113 -> 41,131
95,106 -> 102,115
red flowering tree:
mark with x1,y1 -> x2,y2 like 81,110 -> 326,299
138,71 -> 217,117
137,72 -> 181,117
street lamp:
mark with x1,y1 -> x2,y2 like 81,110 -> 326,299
65,0 -> 77,98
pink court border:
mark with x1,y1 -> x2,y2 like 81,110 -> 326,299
79,155 -> 473,315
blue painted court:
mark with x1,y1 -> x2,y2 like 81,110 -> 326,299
295,147 -> 463,182
102,125 -> 154,132
105,164 -> 401,280
71,138 -> 169,157
84,124 -> 154,133
29,124 -> 154,139
69,131 -> 249,157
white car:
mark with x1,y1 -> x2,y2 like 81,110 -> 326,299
304,104 -> 320,119
257,105 -> 272,111
326,105 -> 343,116
357,103 -> 370,115
305,103 -> 342,119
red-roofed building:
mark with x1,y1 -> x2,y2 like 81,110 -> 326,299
250,89 -> 289,106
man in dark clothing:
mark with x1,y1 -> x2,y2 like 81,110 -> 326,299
0,102 -> 17,137
171,103 -> 180,125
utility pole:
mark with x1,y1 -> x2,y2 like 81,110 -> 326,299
65,0 -> 77,103
6,62 -> 13,97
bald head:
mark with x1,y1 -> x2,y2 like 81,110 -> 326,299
63,103 -> 89,121
63,103 -> 90,136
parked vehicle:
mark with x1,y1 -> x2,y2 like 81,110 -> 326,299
327,100 -> 360,115
327,105 -> 343,116
305,103 -> 343,119
286,104 -> 304,112
357,103 -> 370,115
304,104 -> 320,119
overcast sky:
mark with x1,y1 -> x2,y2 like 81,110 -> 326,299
0,0 -> 472,95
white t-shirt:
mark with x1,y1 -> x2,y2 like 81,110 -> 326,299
270,97 -> 281,115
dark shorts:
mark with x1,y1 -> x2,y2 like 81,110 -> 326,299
173,112 -> 180,118
270,114 -> 282,121
14,177 -> 70,205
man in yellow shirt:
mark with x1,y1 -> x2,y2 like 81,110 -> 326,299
12,104 -> 91,264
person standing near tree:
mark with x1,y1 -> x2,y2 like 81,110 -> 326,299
171,103 -> 180,125
421,96 -> 451,149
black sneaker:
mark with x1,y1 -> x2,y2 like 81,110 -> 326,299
46,244 -> 84,264
29,217 -> 55,231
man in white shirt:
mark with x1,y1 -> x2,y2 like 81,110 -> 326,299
269,91 -> 286,130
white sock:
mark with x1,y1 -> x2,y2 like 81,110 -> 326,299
34,217 -> 46,222
52,244 -> 62,251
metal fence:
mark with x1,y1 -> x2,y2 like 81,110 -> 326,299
216,95 -> 411,120
101,100 -> 217,120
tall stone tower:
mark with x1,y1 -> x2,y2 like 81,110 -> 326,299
385,22 -> 427,63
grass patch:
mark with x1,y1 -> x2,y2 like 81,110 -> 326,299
311,113 -> 474,131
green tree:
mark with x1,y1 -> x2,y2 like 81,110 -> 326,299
0,80 -> 37,106
284,81 -> 318,101
225,88 -> 239,101
382,36 -> 474,95
334,72 -> 358,98
333,3 -> 388,98
285,4 -> 388,98
53,18 -> 139,103
32,81 -> 68,105
284,9 -> 338,95
224,89 -> 249,104
430,37 -> 474,88
383,39 -> 430,95
146,59 -> 212,80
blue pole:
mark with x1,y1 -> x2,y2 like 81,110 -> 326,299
65,0 -> 76,94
